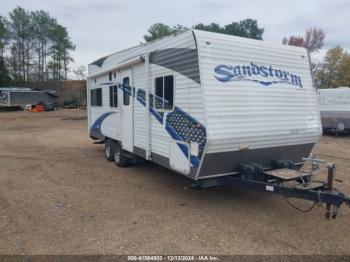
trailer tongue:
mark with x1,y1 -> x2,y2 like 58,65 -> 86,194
196,158 -> 350,219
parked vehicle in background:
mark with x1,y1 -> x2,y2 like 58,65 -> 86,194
0,87 -> 58,110
318,87 -> 350,134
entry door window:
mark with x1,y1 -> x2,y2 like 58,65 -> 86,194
123,77 -> 130,106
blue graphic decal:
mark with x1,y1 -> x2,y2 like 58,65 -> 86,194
93,81 -> 207,168
214,62 -> 303,88
136,88 -> 206,167
136,89 -> 164,123
90,112 -> 115,140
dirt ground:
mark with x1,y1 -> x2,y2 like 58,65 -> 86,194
0,109 -> 349,255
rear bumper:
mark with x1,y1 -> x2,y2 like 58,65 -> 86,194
196,143 -> 315,179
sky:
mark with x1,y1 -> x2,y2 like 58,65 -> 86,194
1,0 -> 349,78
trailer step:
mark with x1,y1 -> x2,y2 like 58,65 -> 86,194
294,181 -> 324,190
264,168 -> 310,181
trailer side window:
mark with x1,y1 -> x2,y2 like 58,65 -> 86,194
155,75 -> 174,111
96,88 -> 102,106
90,88 -> 102,107
109,72 -> 112,82
109,85 -> 118,107
123,77 -> 130,106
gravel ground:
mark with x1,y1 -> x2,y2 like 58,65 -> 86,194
0,109 -> 349,255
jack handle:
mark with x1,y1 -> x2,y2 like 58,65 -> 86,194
326,163 -> 336,219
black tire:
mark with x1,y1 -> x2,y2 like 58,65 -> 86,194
104,139 -> 114,161
114,142 -> 128,167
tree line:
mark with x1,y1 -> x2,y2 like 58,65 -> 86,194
143,19 -> 264,42
282,28 -> 350,88
1,10 -> 349,89
0,6 -> 75,86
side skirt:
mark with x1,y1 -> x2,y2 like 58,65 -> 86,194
133,146 -> 197,179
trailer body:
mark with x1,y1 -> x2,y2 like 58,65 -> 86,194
87,30 -> 322,180
318,87 -> 350,132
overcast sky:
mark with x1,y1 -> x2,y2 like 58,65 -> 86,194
2,0 -> 349,77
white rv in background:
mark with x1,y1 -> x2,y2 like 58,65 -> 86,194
87,29 -> 322,180
318,87 -> 350,133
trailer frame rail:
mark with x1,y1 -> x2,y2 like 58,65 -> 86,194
195,160 -> 350,219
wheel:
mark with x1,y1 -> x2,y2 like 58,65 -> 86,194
104,138 -> 114,161
114,142 -> 128,167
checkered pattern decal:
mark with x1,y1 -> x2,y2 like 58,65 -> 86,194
136,87 -> 207,166
166,108 -> 206,160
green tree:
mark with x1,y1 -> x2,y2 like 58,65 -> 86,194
49,24 -> 75,80
143,23 -> 187,42
8,6 -> 34,83
31,10 -> 57,81
193,23 -> 224,34
0,16 -> 9,57
2,6 -> 76,84
194,19 -> 264,40
144,19 -> 264,43
337,50 -> 350,87
315,47 -> 350,88
0,16 -> 12,86
225,19 -> 264,39
0,58 -> 11,85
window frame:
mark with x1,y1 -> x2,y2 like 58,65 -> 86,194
122,77 -> 130,106
154,75 -> 175,112
90,88 -> 103,107
109,85 -> 118,108
90,89 -> 95,106
96,88 -> 102,106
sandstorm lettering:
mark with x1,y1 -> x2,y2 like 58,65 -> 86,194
214,62 -> 303,88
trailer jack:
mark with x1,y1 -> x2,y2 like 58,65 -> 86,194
196,159 -> 350,219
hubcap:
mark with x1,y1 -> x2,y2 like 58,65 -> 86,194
106,144 -> 110,157
337,122 -> 345,132
115,147 -> 121,163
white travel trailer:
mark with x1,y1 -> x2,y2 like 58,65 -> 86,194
87,29 -> 322,181
318,87 -> 350,133
87,30 -> 350,218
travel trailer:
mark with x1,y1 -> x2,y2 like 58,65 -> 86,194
88,29 -> 322,179
88,30 -> 350,217
318,87 -> 350,133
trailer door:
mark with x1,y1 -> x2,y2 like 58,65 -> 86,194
121,69 -> 134,152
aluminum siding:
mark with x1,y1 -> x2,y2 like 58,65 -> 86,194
88,30 -> 204,170
88,74 -> 121,141
194,30 -> 322,154
146,32 -> 204,159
